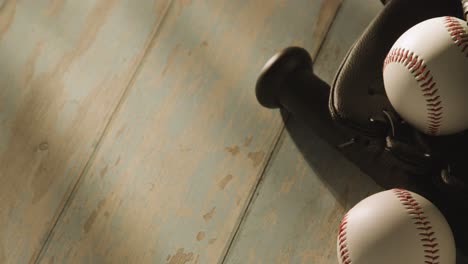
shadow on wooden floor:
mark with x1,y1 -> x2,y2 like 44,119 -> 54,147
278,107 -> 380,209
279,108 -> 468,263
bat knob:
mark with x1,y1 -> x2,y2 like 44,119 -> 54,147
255,47 -> 314,109
255,46 -> 342,146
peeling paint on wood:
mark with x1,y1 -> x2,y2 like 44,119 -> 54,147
21,42 -> 43,90
0,0 -> 172,263
203,207 -> 216,222
243,136 -> 253,147
83,198 -> 107,234
279,175 -> 296,194
218,174 -> 233,190
196,232 -> 205,241
167,248 -> 194,264
225,145 -> 240,156
100,165 -> 108,178
247,151 -> 265,168
35,0 -> 343,263
223,1 -> 383,263
161,43 -> 180,76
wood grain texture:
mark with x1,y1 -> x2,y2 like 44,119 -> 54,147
223,1 -> 384,263
37,0 -> 341,263
0,1 -> 171,263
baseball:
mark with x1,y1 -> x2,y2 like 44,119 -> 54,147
337,189 -> 456,264
383,16 -> 468,136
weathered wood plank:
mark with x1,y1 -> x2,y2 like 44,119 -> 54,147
0,1 -> 171,263
37,0 -> 341,263
223,1 -> 384,263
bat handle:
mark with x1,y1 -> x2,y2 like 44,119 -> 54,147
256,47 -> 345,145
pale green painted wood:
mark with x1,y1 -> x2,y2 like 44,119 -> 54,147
224,1 -> 384,263
38,0 -> 341,263
0,1 -> 171,263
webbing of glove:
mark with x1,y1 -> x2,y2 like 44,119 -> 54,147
384,136 -> 435,174
383,110 -> 439,175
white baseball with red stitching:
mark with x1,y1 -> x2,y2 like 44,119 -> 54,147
383,16 -> 468,135
337,189 -> 456,264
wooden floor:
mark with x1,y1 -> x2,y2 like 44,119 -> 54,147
0,0 -> 383,263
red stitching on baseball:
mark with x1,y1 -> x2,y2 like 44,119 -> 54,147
338,213 -> 351,264
427,101 -> 441,107
444,16 -> 468,56
393,189 -> 440,264
428,112 -> 442,117
423,88 -> 438,96
383,48 -> 443,135
425,95 -> 440,102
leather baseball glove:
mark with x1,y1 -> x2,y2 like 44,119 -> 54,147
256,0 -> 468,254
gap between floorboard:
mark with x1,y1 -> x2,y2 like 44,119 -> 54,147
218,2 -> 343,262
31,1 -> 175,263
